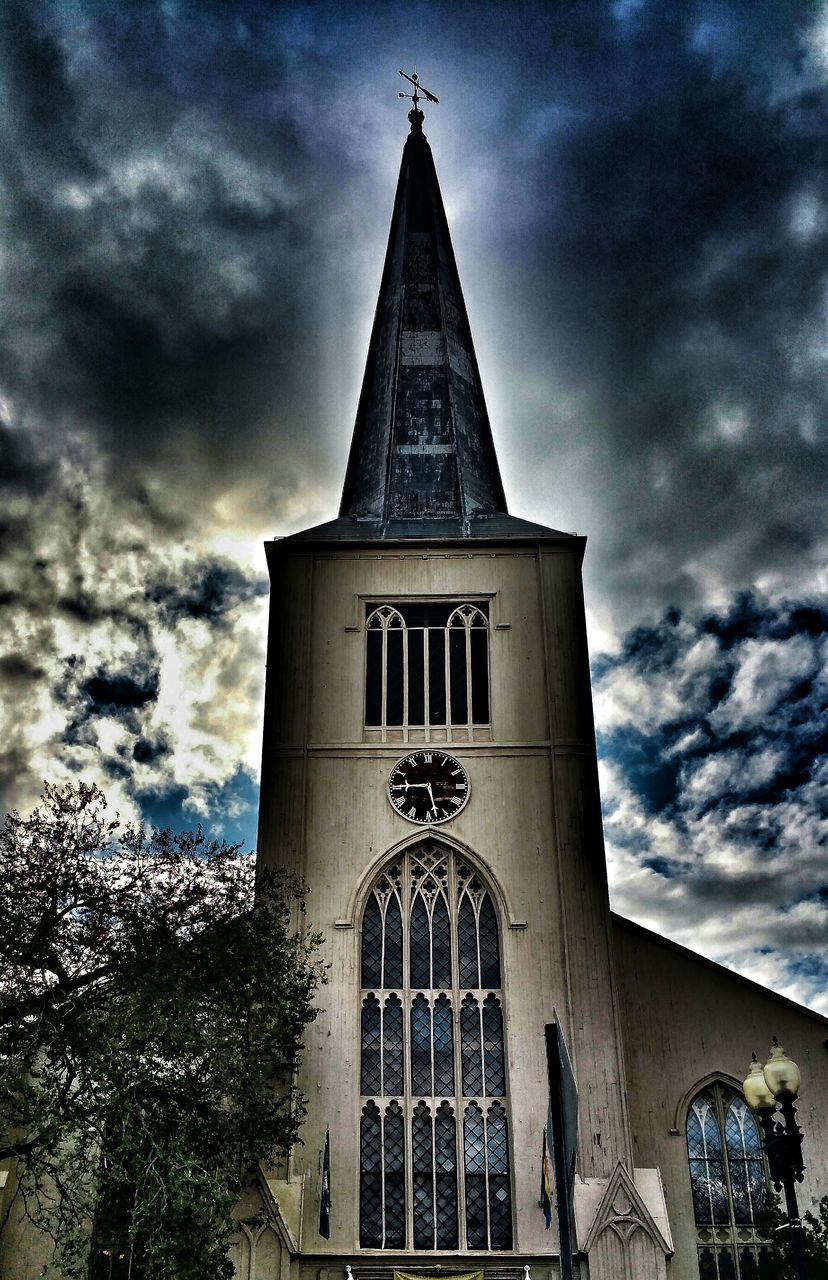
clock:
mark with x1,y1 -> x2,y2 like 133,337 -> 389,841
387,751 -> 470,825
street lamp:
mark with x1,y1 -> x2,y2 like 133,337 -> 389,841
742,1038 -> 808,1280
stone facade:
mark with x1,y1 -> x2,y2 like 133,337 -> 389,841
252,533 -> 671,1280
248,527 -> 828,1280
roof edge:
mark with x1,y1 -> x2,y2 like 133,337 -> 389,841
612,912 -> 828,1026
275,513 -> 582,544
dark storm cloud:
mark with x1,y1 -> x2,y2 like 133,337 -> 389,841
598,591 -> 827,821
1,1 -> 826,996
466,2 -> 828,624
595,591 -> 828,1010
0,0 -> 348,520
0,654 -> 43,683
132,733 -> 170,765
0,420 -> 56,499
148,562 -> 267,627
1,0 -> 825,584
81,665 -> 160,714
0,420 -> 267,819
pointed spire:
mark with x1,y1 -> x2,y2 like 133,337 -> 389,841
339,109 -> 507,530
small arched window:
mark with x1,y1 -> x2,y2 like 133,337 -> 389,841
359,845 -> 512,1251
365,601 -> 489,740
686,1082 -> 772,1278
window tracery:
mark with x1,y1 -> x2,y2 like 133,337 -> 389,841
686,1082 -> 771,1278
365,601 -> 490,741
359,845 -> 512,1251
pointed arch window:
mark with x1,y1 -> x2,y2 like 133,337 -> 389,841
686,1082 -> 772,1279
359,845 -> 512,1251
365,602 -> 489,741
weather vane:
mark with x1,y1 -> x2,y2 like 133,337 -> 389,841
398,66 -> 439,113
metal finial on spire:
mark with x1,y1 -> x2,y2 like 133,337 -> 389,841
398,67 -> 439,106
399,67 -> 438,131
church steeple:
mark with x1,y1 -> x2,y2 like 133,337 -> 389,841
339,105 -> 507,529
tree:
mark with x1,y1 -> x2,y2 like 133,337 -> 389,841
759,1193 -> 828,1279
0,782 -> 324,1280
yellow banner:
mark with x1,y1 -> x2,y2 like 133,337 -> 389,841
395,1273 -> 483,1280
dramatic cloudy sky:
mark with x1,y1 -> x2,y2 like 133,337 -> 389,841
1,1 -> 826,1012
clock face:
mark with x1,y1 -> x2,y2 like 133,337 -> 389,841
387,751 -> 470,825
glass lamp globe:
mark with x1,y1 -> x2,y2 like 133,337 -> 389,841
763,1038 -> 801,1100
742,1054 -> 776,1111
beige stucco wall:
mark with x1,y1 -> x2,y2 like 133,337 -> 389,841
613,914 -> 828,1280
257,537 -> 632,1268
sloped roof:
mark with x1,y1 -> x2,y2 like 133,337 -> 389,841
338,108 -> 508,532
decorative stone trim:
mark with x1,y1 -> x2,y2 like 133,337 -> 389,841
580,1163 -> 672,1280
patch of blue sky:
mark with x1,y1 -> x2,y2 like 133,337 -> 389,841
786,954 -> 828,984
136,782 -> 191,833
642,857 -> 675,879
135,767 -> 259,853
204,767 -> 260,851
598,726 -> 683,815
782,953 -> 828,1009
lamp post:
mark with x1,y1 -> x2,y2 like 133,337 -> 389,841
742,1038 -> 808,1280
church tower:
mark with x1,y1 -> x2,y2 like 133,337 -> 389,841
250,92 -> 673,1280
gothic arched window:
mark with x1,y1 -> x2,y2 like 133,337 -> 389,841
365,602 -> 489,740
359,846 -> 512,1251
686,1082 -> 772,1279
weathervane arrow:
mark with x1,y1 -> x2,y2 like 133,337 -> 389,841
398,66 -> 439,109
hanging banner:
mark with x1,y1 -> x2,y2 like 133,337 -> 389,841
540,1126 -> 553,1229
395,1273 -> 483,1280
318,1127 -> 331,1239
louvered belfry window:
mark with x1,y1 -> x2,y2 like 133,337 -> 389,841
686,1084 -> 771,1279
359,846 -> 512,1251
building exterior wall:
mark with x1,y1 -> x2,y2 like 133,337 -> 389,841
5,531 -> 824,1279
0,1164 -> 62,1280
613,915 -> 828,1280
256,536 -> 634,1270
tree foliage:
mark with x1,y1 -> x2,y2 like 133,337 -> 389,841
0,782 -> 324,1279
760,1192 -> 828,1279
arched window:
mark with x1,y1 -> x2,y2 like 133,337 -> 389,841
365,602 -> 489,740
686,1082 -> 772,1279
359,845 -> 512,1251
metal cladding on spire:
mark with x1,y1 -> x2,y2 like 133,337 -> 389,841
339,111 -> 508,530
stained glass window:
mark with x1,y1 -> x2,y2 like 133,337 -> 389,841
687,1093 -> 728,1225
725,1097 -> 765,1226
365,602 -> 490,736
360,1101 -> 383,1248
413,1101 -> 436,1248
687,1083 -> 769,1279
383,995 -> 404,1096
384,1101 -> 406,1248
359,844 -> 511,1250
